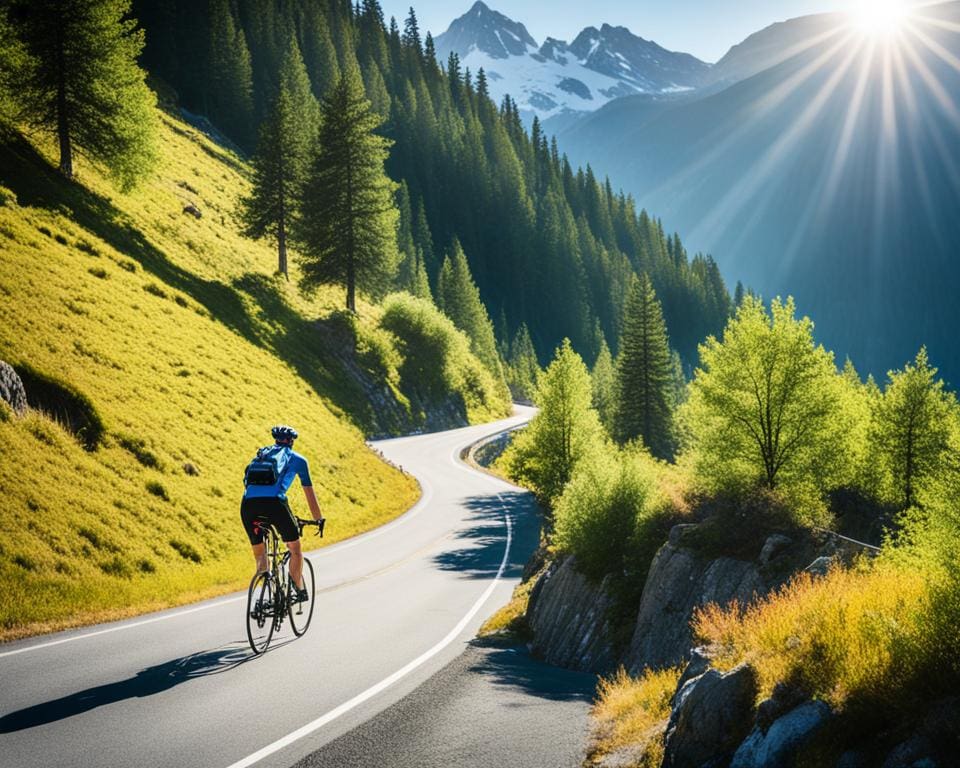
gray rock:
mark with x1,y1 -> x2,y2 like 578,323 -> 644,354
730,700 -> 832,768
662,663 -> 758,768
755,682 -> 806,731
760,534 -> 794,565
0,360 -> 27,416
625,528 -> 765,672
527,557 -> 617,672
182,203 -> 202,219
882,735 -> 937,768
672,646 -> 713,703
805,555 -> 836,576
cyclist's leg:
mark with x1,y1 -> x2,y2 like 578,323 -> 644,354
240,499 -> 269,573
273,501 -> 303,589
285,539 -> 304,590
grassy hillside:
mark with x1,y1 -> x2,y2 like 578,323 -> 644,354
0,111 -> 437,640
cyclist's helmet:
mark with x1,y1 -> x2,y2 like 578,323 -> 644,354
271,425 -> 298,444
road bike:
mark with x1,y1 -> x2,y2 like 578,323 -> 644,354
246,516 -> 324,654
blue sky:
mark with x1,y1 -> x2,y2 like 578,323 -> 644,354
379,0 -> 857,62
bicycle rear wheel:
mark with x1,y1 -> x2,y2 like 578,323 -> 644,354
288,558 -> 315,636
246,572 -> 275,654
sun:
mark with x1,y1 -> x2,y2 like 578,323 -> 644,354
849,0 -> 911,38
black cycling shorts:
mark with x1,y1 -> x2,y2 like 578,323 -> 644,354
240,497 -> 299,545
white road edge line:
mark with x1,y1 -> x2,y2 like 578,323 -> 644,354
0,469 -> 437,660
0,415 -> 523,659
222,495 -> 514,768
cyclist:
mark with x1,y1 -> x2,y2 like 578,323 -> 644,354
241,425 -> 324,602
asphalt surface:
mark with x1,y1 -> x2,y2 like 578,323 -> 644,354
0,407 -> 597,768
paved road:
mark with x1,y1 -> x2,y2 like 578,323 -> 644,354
0,408 -> 596,768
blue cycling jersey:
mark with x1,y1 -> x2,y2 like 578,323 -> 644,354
243,447 -> 312,501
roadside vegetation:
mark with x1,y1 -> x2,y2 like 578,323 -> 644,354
498,287 -> 960,763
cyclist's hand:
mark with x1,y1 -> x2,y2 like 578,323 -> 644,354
316,518 -> 325,538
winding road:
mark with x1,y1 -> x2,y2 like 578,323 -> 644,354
0,408 -> 596,768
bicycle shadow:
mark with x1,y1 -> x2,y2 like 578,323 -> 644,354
0,640 -> 290,733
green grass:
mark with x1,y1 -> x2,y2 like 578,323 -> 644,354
0,113 -> 425,640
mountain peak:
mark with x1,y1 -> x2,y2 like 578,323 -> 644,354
436,3 -> 538,61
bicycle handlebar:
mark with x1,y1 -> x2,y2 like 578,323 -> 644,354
297,517 -> 325,538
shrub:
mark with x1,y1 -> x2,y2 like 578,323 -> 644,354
146,480 -> 169,501
87,267 -> 108,279
170,539 -> 201,563
554,446 -> 659,581
14,363 -> 105,450
116,433 -> 162,469
143,283 -> 167,298
694,563 -> 929,712
589,666 -> 682,767
379,293 -> 507,421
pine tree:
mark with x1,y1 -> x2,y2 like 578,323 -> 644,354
239,41 -> 317,277
12,0 -> 158,188
508,323 -> 540,401
592,334 -> 617,434
436,240 -> 502,378
402,7 -> 421,55
295,68 -> 398,312
299,2 -> 340,98
615,273 -> 674,458
0,6 -> 27,124
207,0 -> 254,146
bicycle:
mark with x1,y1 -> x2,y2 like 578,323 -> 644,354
246,516 -> 325,654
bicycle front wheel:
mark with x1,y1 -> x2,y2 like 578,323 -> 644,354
288,558 -> 315,636
246,572 -> 275,654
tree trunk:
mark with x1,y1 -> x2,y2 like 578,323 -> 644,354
277,217 -> 288,277
56,22 -> 72,179
346,257 -> 356,313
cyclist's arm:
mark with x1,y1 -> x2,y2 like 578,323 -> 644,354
302,485 -> 324,522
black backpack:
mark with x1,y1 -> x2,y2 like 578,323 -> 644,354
244,445 -> 291,487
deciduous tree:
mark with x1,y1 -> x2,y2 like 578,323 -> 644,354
872,348 -> 957,508
681,296 -> 846,495
505,339 -> 604,503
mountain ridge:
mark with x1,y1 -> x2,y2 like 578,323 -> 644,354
434,1 -> 708,121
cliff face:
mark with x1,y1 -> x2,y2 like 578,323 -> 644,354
526,557 -> 618,673
526,520 -> 877,676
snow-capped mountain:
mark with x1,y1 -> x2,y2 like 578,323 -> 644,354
434,2 -> 709,122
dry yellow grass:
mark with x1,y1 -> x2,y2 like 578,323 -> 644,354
588,666 -> 682,767
0,114 -> 423,640
694,563 -> 929,709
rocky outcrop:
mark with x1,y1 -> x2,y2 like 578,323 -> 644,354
526,557 -> 617,672
662,663 -> 758,768
624,525 -> 768,673
0,361 -> 27,416
730,700 -> 832,768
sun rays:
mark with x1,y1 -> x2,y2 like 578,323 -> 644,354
657,0 -> 960,286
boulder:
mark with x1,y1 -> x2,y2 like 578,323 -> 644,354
182,203 -> 202,219
754,682 -> 806,731
662,663 -> 758,768
0,361 -> 27,416
730,700 -> 832,768
527,557 -> 617,672
671,646 -> 713,703
624,526 -> 765,672
759,534 -> 794,566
